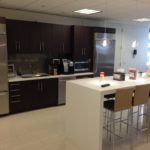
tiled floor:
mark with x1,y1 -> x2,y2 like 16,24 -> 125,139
0,106 -> 150,150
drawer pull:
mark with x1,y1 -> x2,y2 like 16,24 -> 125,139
10,89 -> 20,92
10,83 -> 20,86
11,95 -> 21,98
11,100 -> 21,103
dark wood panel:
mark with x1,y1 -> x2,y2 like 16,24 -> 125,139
93,27 -> 116,34
71,26 -> 93,60
0,17 -> 5,23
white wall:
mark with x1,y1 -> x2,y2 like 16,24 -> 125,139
106,22 -> 149,72
0,8 -> 149,72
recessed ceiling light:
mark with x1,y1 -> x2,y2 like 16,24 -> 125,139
74,9 -> 101,15
133,18 -> 150,22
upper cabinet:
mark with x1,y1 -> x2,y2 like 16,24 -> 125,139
51,24 -> 71,58
6,19 -> 41,54
6,19 -> 71,57
71,26 -> 93,60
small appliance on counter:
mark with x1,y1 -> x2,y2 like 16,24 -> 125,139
47,58 -> 61,75
128,68 -> 137,80
113,72 -> 125,81
74,59 -> 90,73
60,59 -> 74,74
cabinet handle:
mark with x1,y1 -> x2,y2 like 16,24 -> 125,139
11,100 -> 21,103
10,83 -> 20,86
42,42 -> 45,52
18,41 -> 21,52
41,82 -> 43,92
10,89 -> 20,92
38,81 -> 40,91
15,41 -> 18,51
84,48 -> 86,55
11,95 -> 21,98
82,48 -> 83,55
62,43 -> 64,52
40,43 -> 42,51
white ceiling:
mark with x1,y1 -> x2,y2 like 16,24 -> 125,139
0,0 -> 150,22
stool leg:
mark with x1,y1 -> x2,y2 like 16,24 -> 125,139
111,111 -> 115,150
145,104 -> 149,143
137,106 -> 140,130
120,111 -> 122,134
129,108 -> 134,150
127,109 -> 130,133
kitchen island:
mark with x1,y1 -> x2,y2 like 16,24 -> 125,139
66,76 -> 150,150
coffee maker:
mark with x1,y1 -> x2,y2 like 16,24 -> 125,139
47,58 -> 61,75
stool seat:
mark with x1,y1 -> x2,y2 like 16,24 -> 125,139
104,99 -> 115,111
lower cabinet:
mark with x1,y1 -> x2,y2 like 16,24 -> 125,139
9,78 -> 58,114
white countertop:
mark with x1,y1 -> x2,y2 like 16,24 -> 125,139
8,72 -> 94,82
67,75 -> 150,93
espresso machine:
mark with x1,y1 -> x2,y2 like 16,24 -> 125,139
47,58 -> 61,75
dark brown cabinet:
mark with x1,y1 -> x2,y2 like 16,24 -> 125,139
71,26 -> 93,60
6,19 -> 41,54
51,24 -> 71,58
9,78 -> 58,114
6,19 -> 71,57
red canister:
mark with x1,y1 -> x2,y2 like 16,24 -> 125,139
99,72 -> 105,80
129,68 -> 137,80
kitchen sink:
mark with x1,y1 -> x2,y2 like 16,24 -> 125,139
21,73 -> 49,78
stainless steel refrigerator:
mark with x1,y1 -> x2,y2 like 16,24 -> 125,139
0,21 -> 9,115
93,32 -> 115,76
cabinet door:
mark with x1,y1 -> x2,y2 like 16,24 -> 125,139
6,19 -> 41,54
6,20 -> 21,54
51,24 -> 71,58
21,80 -> 40,110
60,25 -> 71,58
26,22 -> 41,53
72,26 -> 93,60
72,26 -> 84,59
41,23 -> 52,53
41,78 -> 58,107
82,27 -> 93,58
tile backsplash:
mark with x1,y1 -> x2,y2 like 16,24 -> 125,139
8,54 -> 48,75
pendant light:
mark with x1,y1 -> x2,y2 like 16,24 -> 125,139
102,0 -> 109,47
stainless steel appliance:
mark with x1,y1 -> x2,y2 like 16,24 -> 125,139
74,60 -> 90,73
94,33 -> 115,76
58,76 -> 76,105
0,19 -> 9,115
61,59 -> 74,74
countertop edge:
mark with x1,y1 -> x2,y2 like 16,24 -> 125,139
8,72 -> 94,83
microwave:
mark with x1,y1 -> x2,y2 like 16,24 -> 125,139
74,61 -> 90,73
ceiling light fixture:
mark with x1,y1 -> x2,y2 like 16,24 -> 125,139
74,9 -> 101,15
133,18 -> 150,22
